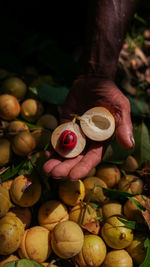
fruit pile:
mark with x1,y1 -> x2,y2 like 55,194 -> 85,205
0,72 -> 149,267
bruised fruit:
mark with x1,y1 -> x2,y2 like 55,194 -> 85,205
51,121 -> 86,158
0,215 -> 24,255
37,114 -> 58,130
123,194 -> 147,223
80,107 -> 115,141
32,129 -> 51,149
120,155 -> 139,172
101,215 -> 133,249
58,179 -> 85,206
96,163 -> 121,188
100,200 -> 122,219
18,226 -> 52,263
126,233 -> 147,265
75,234 -> 106,267
0,254 -> 19,266
51,221 -> 84,259
83,176 -> 107,203
0,138 -> 11,167
12,131 -> 36,156
69,202 -> 100,234
10,175 -> 41,207
0,185 -> 12,217
102,249 -> 133,267
8,120 -> 29,136
21,98 -> 44,122
2,77 -> 27,99
0,94 -> 20,120
7,206 -> 32,228
118,174 -> 144,194
38,200 -> 69,231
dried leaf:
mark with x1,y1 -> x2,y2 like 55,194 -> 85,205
81,220 -> 100,235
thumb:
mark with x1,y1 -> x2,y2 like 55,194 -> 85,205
115,110 -> 134,149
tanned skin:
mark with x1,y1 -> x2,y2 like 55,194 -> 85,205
43,0 -> 140,180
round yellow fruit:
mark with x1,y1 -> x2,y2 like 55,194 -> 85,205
100,200 -> 122,219
0,185 -> 12,217
8,120 -> 29,135
121,155 -> 139,172
58,179 -> 85,206
18,226 -> 52,263
0,94 -> 20,121
0,215 -> 24,255
51,221 -> 84,259
2,77 -> 27,99
12,131 -> 36,156
101,215 -> 133,249
126,233 -> 147,265
102,249 -> 133,267
76,234 -> 107,267
38,200 -> 69,231
10,175 -> 41,207
21,98 -> 44,122
96,163 -> 121,188
0,138 -> 12,167
83,176 -> 107,203
118,174 -> 144,194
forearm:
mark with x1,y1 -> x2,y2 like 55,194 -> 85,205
82,0 -> 140,80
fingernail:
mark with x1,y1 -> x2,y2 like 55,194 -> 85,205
130,136 -> 135,147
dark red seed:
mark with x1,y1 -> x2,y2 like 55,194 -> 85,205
59,130 -> 77,152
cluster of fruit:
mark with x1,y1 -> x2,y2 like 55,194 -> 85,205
0,154 -> 148,266
0,76 -> 58,167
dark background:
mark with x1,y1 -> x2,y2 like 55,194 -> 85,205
0,1 -> 149,83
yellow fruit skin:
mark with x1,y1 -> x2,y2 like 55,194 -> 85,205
38,200 -> 69,231
0,254 -> 19,266
126,233 -> 147,265
121,155 -> 139,172
18,226 -> 52,263
100,200 -> 122,219
101,216 -> 133,249
96,163 -> 120,188
75,234 -> 107,267
0,138 -> 12,167
69,202 -> 98,226
7,206 -> 32,229
123,195 -> 147,223
58,179 -> 85,206
83,176 -> 107,203
0,185 -> 12,217
8,120 -> 29,135
118,174 -> 144,194
21,98 -> 44,123
0,215 -> 24,255
102,249 -> 133,267
51,221 -> 84,259
10,175 -> 41,207
2,77 -> 27,99
0,94 -> 20,121
12,131 -> 36,156
2,179 -> 13,191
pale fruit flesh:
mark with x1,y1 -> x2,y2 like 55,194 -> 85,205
80,107 -> 115,141
51,121 -> 86,158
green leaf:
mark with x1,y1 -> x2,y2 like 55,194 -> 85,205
29,84 -> 69,105
117,217 -> 147,231
128,196 -> 146,211
133,122 -> 150,165
103,137 -> 134,164
127,95 -> 149,117
3,259 -> 43,267
102,187 -> 136,201
1,160 -> 26,182
140,239 -> 150,267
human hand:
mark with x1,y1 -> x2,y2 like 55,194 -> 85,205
43,75 -> 134,180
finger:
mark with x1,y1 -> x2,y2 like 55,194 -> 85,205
115,109 -> 134,149
51,154 -> 84,178
69,143 -> 104,180
43,157 -> 63,176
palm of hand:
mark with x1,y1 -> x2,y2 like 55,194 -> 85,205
43,76 -> 134,180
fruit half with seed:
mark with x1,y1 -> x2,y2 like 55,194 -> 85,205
80,107 -> 115,141
51,121 -> 86,158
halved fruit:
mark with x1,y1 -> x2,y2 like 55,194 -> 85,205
80,107 -> 115,141
51,121 -> 86,158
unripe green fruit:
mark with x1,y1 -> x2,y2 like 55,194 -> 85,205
2,77 -> 27,99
